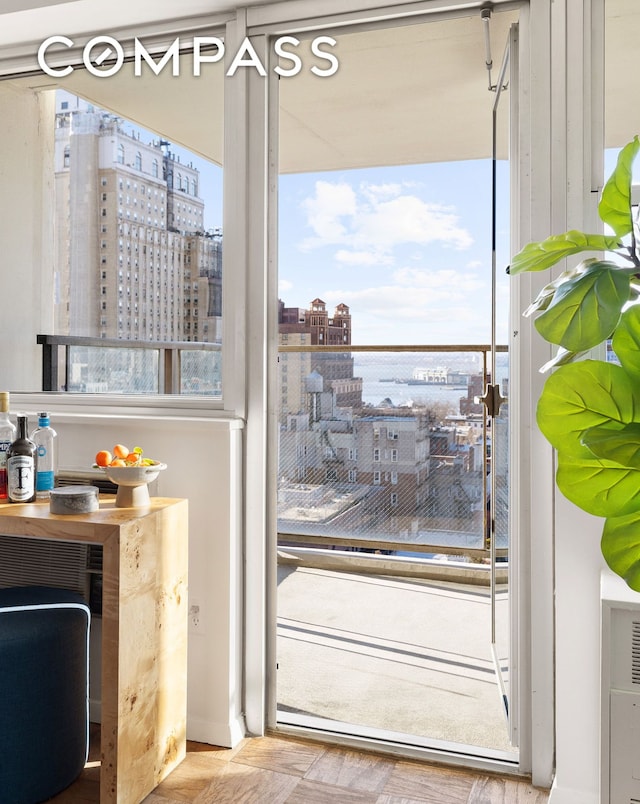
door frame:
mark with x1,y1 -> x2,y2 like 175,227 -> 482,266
236,0 -> 554,784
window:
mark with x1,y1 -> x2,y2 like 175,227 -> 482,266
42,91 -> 224,396
391,449 -> 398,462
373,471 -> 381,485
391,471 -> 398,485
348,469 -> 357,483
373,448 -> 380,462
390,493 -> 398,506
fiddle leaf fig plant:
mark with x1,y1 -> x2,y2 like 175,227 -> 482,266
510,135 -> 640,590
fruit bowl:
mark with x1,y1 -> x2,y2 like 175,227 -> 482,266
98,462 -> 167,507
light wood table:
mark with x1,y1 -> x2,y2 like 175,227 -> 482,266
0,497 -> 188,804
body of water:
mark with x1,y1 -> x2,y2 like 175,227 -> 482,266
354,354 -> 507,410
360,377 -> 469,409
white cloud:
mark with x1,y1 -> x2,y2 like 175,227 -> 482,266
299,181 -> 357,247
335,249 -> 394,266
298,179 -> 473,262
360,182 -> 403,202
279,279 -> 293,293
322,266 -> 492,343
392,267 -> 485,291
355,196 -> 473,252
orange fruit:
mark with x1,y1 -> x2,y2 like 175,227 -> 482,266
126,453 -> 141,465
110,458 -> 126,467
95,450 -> 112,467
113,444 -> 129,459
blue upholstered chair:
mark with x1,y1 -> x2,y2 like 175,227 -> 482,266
0,586 -> 90,804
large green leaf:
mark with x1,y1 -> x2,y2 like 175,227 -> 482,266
582,422 -> 640,468
602,511 -> 640,591
534,261 -> 631,351
599,136 -> 640,237
523,262 -> 593,317
509,231 -> 620,275
536,360 -> 637,454
539,346 -> 590,373
612,304 -> 640,375
556,450 -> 640,518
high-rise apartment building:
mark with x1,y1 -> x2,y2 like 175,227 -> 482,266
53,100 -> 221,344
278,298 -> 363,415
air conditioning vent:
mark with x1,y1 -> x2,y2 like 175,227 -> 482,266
0,534 -> 89,598
632,621 -> 640,684
602,572 -> 640,803
87,544 -> 103,572
57,469 -> 117,495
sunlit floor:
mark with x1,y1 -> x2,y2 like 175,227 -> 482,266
277,563 -> 513,757
52,723 -> 548,803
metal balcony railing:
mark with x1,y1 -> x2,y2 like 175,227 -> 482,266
277,343 -> 508,561
37,334 -> 221,396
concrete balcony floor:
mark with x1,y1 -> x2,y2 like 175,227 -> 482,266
276,561 -> 513,759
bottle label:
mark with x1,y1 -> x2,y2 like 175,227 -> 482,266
0,442 -> 10,499
0,440 -> 9,470
36,470 -> 55,492
7,456 -> 35,502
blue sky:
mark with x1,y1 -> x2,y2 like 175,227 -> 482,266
187,156 -> 510,347
277,161 -> 510,346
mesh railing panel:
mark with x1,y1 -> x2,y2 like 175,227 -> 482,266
277,349 -> 508,556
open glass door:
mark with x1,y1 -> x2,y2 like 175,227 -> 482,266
274,6 -> 521,765
483,22 -> 518,742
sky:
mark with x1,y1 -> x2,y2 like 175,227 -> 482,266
277,160 -> 511,346
183,156 -> 510,347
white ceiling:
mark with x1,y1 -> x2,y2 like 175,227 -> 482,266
4,6 -> 517,172
1,0 -> 639,172
0,0 -> 261,46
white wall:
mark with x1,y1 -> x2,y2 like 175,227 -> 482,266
0,84 -> 55,391
550,495 -> 605,804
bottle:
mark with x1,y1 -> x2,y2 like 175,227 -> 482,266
7,414 -> 36,503
0,392 -> 16,500
31,412 -> 57,500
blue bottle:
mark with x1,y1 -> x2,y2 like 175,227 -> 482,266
31,412 -> 57,499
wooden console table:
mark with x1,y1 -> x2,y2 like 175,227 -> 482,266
0,497 -> 188,804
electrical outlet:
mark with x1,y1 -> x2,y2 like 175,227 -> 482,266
189,601 -> 203,633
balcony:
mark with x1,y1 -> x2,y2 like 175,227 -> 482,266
276,344 -> 511,760
277,553 -> 513,758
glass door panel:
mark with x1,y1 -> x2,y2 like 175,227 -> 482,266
275,8 -> 518,761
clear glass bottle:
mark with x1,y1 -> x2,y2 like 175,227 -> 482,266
7,414 -> 36,503
31,411 -> 57,500
0,392 -> 16,500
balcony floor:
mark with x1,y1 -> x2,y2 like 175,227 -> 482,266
277,563 -> 513,758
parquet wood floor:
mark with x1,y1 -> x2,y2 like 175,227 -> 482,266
47,725 -> 549,803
